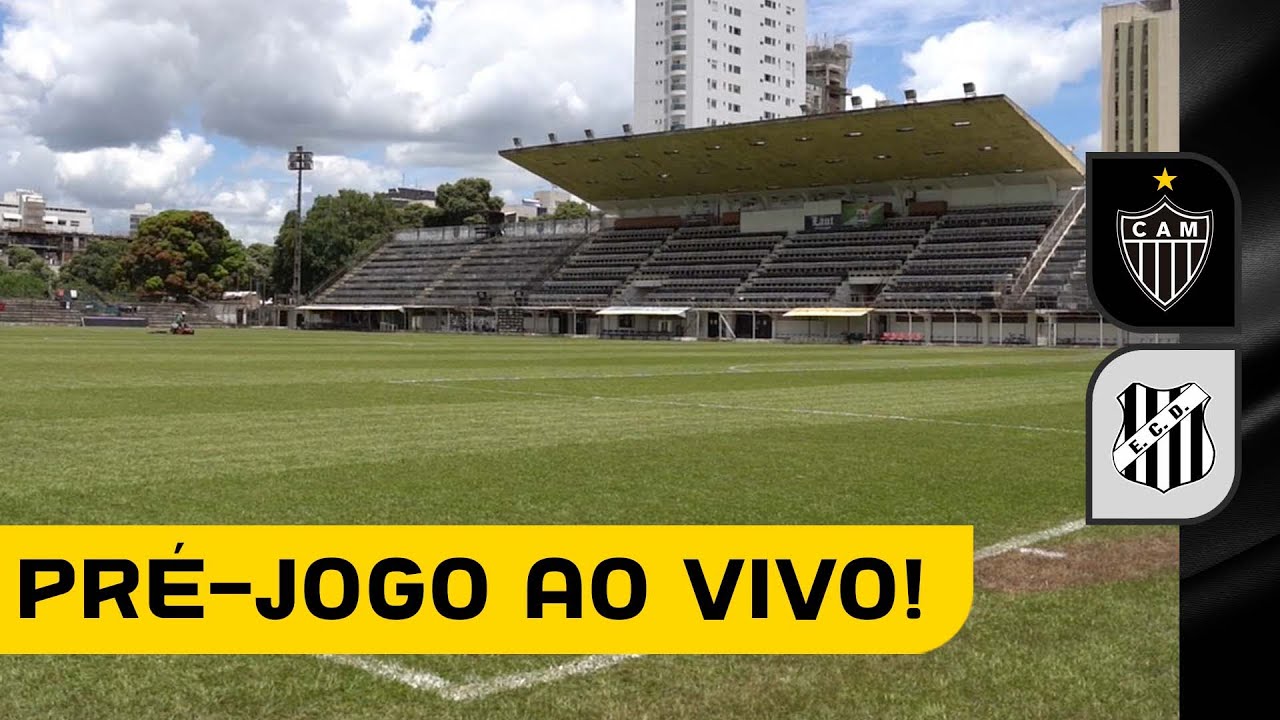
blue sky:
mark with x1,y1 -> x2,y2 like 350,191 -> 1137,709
0,0 -> 1107,242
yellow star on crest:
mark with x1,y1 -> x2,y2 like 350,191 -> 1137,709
1154,167 -> 1176,191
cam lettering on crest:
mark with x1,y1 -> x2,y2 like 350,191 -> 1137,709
1115,196 -> 1213,311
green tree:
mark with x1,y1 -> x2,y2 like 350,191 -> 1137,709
243,243 -> 275,292
551,200 -> 591,220
435,178 -> 505,225
270,190 -> 401,297
0,246 -> 53,297
396,202 -> 445,229
119,210 -> 248,300
61,238 -> 129,294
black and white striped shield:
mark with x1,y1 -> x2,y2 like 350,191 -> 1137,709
1116,196 -> 1213,310
1112,382 -> 1214,493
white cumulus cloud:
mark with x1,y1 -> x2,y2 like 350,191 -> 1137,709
902,15 -> 1100,107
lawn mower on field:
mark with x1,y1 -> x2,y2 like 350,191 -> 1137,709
169,312 -> 195,335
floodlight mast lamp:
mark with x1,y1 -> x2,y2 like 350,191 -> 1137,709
287,145 -> 313,324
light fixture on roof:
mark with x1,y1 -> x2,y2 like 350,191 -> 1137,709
963,82 -> 976,98
584,129 -> 595,139
952,171 -> 971,177
874,154 -> 890,160
625,151 -> 641,158
979,145 -> 995,151
706,144 -> 721,150
750,139 -> 766,146
664,148 -> 681,155
1011,168 -> 1025,173
850,96 -> 862,110
924,150 -> 945,156
795,136 -> 812,142
952,120 -> 971,127
659,172 -> 671,179
512,137 -> 523,148
904,89 -> 917,104
736,165 -> 752,171
824,158 -> 843,164
896,126 -> 914,133
547,132 -> 557,143
766,184 -> 781,190
622,123 -> 633,135
844,131 -> 863,138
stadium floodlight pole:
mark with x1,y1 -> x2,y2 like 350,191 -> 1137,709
287,145 -> 314,327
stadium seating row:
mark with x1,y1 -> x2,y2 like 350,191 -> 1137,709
313,202 -> 1079,310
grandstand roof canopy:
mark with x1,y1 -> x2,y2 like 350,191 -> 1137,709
500,95 -> 1083,208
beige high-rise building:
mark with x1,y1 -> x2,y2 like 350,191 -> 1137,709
1102,0 -> 1179,152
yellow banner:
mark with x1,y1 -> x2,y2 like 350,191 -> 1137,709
1,525 -> 973,654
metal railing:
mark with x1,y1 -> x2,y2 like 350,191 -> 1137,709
1003,188 -> 1086,305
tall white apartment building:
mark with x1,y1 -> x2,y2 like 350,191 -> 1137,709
1101,0 -> 1179,152
634,0 -> 807,132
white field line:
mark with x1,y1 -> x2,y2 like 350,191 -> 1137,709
1017,547 -> 1069,559
388,356 -> 1093,386
322,517 -> 1087,702
425,382 -> 1084,436
974,519 -> 1087,560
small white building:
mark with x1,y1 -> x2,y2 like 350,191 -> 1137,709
209,290 -> 262,326
0,189 -> 94,234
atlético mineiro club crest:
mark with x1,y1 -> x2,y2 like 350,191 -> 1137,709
1086,153 -> 1240,331
1112,382 -> 1214,493
1115,196 -> 1213,311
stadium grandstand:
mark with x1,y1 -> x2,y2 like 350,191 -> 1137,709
300,94 -> 1129,346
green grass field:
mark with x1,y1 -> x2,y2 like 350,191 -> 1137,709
0,327 -> 1176,718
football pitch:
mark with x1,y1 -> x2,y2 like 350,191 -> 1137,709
0,327 -> 1176,719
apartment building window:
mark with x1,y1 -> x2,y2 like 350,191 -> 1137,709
672,40 -> 687,51
672,21 -> 686,30
763,92 -> 777,101
785,78 -> 793,87
708,78 -> 718,89
764,111 -> 777,119
729,25 -> 741,35
785,4 -> 793,14
728,63 -> 741,74
784,98 -> 792,106
709,98 -> 718,107
764,0 -> 777,7
728,83 -> 741,93
785,42 -> 795,51
764,36 -> 777,46
729,103 -> 741,112
710,20 -> 718,29
764,17 -> 777,27
729,44 -> 741,54
764,73 -> 776,83
785,23 -> 795,33
728,5 -> 741,16
709,58 -> 718,69
763,54 -> 777,65
709,39 -> 718,49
